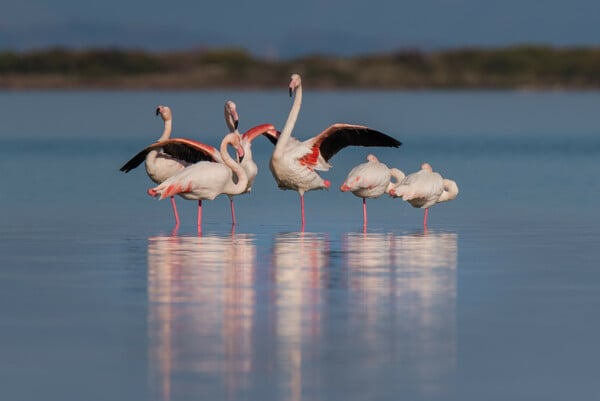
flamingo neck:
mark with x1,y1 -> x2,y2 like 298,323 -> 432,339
157,120 -> 172,142
220,134 -> 248,195
275,83 -> 302,156
386,168 -> 406,193
438,179 -> 459,203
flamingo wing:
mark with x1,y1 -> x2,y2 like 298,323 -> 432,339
311,124 -> 402,163
120,138 -> 219,173
397,171 -> 444,203
242,124 -> 280,145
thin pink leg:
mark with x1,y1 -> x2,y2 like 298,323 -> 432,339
300,194 -> 305,231
230,198 -> 237,226
423,208 -> 429,228
170,196 -> 180,227
362,198 -> 368,230
197,200 -> 203,232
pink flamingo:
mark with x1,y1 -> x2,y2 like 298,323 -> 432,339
147,133 -> 248,232
227,101 -> 279,225
121,102 -> 277,226
120,104 -> 230,226
269,73 -> 402,229
389,163 -> 459,228
340,154 -> 406,229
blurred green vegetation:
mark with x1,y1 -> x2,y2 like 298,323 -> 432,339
1,45 -> 600,89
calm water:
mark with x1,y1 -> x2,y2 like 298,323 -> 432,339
1,90 -> 599,401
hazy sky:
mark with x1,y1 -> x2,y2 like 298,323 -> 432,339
2,0 -> 599,57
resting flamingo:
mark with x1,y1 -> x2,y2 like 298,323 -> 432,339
147,132 -> 248,232
340,154 -> 405,229
269,73 -> 402,229
389,163 -> 459,228
120,105 -> 227,226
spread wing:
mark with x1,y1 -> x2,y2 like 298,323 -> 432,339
120,138 -> 218,173
242,124 -> 280,145
312,124 -> 402,162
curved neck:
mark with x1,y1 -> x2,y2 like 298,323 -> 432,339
386,168 -> 406,193
220,134 -> 248,194
157,119 -> 172,142
275,83 -> 302,155
438,179 -> 459,203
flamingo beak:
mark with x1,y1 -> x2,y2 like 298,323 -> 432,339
289,87 -> 293,97
155,107 -> 160,116
231,108 -> 240,130
237,146 -> 245,163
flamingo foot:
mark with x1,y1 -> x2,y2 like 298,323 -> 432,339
197,200 -> 203,232
362,198 -> 368,228
300,194 -> 306,230
148,188 -> 158,197
170,196 -> 180,227
230,198 -> 237,226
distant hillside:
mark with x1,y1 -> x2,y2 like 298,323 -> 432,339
1,46 -> 600,89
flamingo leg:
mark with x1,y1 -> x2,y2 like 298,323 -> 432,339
300,194 -> 306,231
423,208 -> 429,228
230,198 -> 237,226
197,200 -> 203,232
362,198 -> 368,230
170,196 -> 180,227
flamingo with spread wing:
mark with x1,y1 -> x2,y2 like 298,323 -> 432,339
269,73 -> 402,229
147,133 -> 248,233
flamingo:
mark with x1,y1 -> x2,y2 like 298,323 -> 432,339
389,163 -> 459,227
225,102 -> 279,225
120,102 -> 277,226
340,154 -> 406,229
147,132 -> 248,232
269,73 -> 402,229
120,105 -> 226,226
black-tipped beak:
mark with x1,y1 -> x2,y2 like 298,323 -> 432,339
234,120 -> 239,130
289,87 -> 293,97
155,107 -> 160,116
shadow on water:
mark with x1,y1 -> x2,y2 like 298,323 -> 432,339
146,230 -> 457,401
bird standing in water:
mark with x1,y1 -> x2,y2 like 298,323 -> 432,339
389,163 -> 459,228
269,73 -> 402,230
340,154 -> 406,230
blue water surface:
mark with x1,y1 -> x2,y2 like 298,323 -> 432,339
1,90 -> 599,401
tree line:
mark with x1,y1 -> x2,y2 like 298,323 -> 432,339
1,45 -> 600,89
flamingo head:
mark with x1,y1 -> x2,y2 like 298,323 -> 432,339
228,133 -> 245,163
366,154 -> 379,163
289,73 -> 302,97
225,100 -> 239,131
156,105 -> 172,121
421,162 -> 433,172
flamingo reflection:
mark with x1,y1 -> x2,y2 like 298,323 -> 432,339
147,234 -> 257,401
342,230 -> 457,397
270,232 -> 330,401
